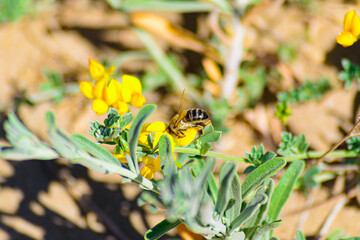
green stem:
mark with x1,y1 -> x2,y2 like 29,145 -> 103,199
174,148 -> 359,163
282,150 -> 358,162
174,147 -> 247,162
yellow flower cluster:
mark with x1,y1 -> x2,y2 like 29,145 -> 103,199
115,121 -> 198,180
79,59 -> 146,115
337,10 -> 360,47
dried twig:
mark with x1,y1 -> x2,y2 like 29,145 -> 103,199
221,15 -> 245,99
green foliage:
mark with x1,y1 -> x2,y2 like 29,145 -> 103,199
197,124 -> 222,155
300,165 -> 322,194
0,112 -> 58,160
339,58 -> 360,89
38,70 -> 66,103
88,108 -> 133,144
268,160 -> 305,229
275,79 -> 331,123
244,144 -> 277,173
0,0 -> 30,22
278,132 -> 309,157
346,136 -> 360,154
296,231 -> 306,240
1,107 -> 302,240
277,43 -> 296,63
326,229 -> 348,240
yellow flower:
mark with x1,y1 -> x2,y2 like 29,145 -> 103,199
140,156 -> 161,180
337,10 -> 360,47
172,128 -> 198,147
113,121 -> 198,180
88,58 -> 115,82
80,59 -> 146,115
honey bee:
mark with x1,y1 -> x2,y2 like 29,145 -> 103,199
166,91 -> 211,138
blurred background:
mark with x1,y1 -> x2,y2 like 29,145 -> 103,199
1,0 -> 360,239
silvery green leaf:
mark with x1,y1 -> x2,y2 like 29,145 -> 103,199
159,134 -> 176,180
228,231 -> 246,240
268,160 -> 305,223
144,219 -> 181,240
0,112 -> 58,160
242,158 -> 285,200
72,134 -> 121,166
128,104 -> 156,173
229,193 -> 268,232
251,220 -> 283,240
224,173 -> 242,224
244,179 -> 274,232
215,162 -> 237,220
191,158 -> 218,204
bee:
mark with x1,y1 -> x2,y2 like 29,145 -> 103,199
166,90 -> 211,138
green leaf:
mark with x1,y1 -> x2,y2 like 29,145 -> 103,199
0,112 -> 59,160
268,160 -> 305,223
244,179 -> 274,237
134,28 -> 200,101
191,158 -> 218,204
214,162 -> 237,220
229,193 -> 268,232
128,104 -> 156,173
46,112 -> 158,192
242,158 -> 286,200
200,131 -> 222,143
121,112 -> 134,128
252,220 -> 283,240
72,134 -> 121,166
159,134 -> 176,179
200,142 -> 212,155
296,231 -> 306,240
224,172 -> 242,223
109,0 -> 214,13
144,219 -> 181,240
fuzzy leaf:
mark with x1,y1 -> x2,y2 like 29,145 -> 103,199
242,158 -> 286,200
159,134 -> 176,179
224,172 -> 242,223
145,219 -> 181,240
191,158 -> 218,204
244,179 -> 274,237
252,220 -> 283,240
72,134 -> 121,166
214,162 -> 237,220
128,104 -> 156,173
268,160 -> 305,224
229,193 -> 268,231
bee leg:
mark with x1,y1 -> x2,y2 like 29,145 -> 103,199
178,130 -> 186,138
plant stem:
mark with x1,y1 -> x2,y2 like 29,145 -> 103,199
173,147 -> 359,163
174,147 -> 247,162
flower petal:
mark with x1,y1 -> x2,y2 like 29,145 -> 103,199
106,65 -> 116,76
79,81 -> 94,99
140,165 -> 155,180
173,128 -> 197,147
337,31 -> 357,47
344,10 -> 356,32
104,79 -> 122,105
123,74 -> 142,94
89,58 -> 106,82
113,152 -> 128,163
92,99 -> 109,115
93,79 -> 106,99
147,121 -> 167,132
351,11 -> 360,37
130,92 -> 146,108
113,101 -> 129,115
